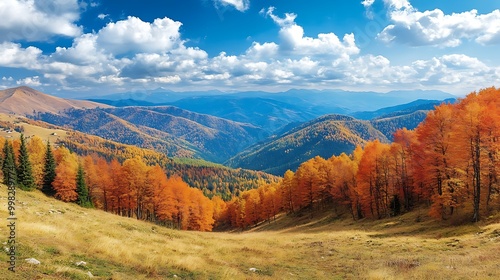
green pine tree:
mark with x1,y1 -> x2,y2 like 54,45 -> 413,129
17,134 -> 35,190
76,163 -> 93,208
42,141 -> 57,196
2,141 -> 17,187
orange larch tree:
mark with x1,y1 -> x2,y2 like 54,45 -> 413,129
52,146 -> 79,202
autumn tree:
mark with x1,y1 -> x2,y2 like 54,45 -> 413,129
392,128 -> 417,211
52,147 -> 78,202
328,153 -> 359,218
120,157 -> 148,218
357,140 -> 392,219
414,104 -> 462,219
82,155 -> 101,208
294,158 -> 322,209
281,170 -> 296,213
451,88 -> 500,221
27,136 -> 45,188
211,195 -> 227,227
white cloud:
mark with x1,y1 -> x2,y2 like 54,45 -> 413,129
361,0 -> 375,18
97,13 -> 109,20
379,0 -> 500,46
96,16 -> 183,55
215,0 -> 250,12
17,76 -> 41,87
0,0 -> 81,41
440,54 -> 488,71
410,54 -> 496,87
153,75 -> 181,84
383,0 -> 411,10
362,0 -> 375,8
245,42 -> 278,58
0,42 -> 42,68
264,7 -> 359,57
52,34 -> 110,65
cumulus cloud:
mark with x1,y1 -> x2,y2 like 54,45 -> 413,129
17,76 -> 42,87
264,7 -> 359,57
379,0 -> 500,46
96,16 -> 183,55
97,13 -> 109,20
215,0 -> 250,12
0,0 -> 81,41
0,42 -> 42,68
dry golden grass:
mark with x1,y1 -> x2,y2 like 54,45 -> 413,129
1,188 -> 500,279
0,113 -> 68,143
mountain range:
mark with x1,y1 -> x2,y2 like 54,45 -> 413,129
2,86 -> 455,175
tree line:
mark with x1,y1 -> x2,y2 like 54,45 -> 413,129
220,87 -> 500,228
1,136 -> 216,231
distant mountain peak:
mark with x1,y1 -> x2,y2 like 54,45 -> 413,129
0,86 -> 111,116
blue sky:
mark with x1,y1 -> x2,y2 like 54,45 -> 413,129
0,0 -> 499,97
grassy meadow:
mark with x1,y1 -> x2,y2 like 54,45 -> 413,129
1,187 -> 500,279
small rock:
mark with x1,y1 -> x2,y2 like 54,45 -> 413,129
76,261 -> 87,266
25,258 -> 41,265
173,275 -> 178,278
87,271 -> 93,278
249,268 -> 258,272
4,247 -> 9,252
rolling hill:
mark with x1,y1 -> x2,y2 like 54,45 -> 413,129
34,106 -> 266,163
370,110 -> 429,141
227,115 -> 389,175
0,86 -> 109,115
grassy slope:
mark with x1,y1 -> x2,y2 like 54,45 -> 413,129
1,188 -> 500,279
0,114 -> 68,143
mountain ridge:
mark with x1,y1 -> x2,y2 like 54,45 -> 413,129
226,114 -> 390,175
0,86 -> 110,115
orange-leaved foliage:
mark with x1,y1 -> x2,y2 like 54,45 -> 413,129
1,138 -> 219,231
219,87 -> 500,228
80,155 -> 216,231
52,146 -> 79,202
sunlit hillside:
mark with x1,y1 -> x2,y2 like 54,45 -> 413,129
1,188 -> 500,279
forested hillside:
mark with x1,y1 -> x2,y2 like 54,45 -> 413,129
221,87 -> 500,228
370,110 -> 429,140
227,115 -> 389,175
34,106 -> 265,163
